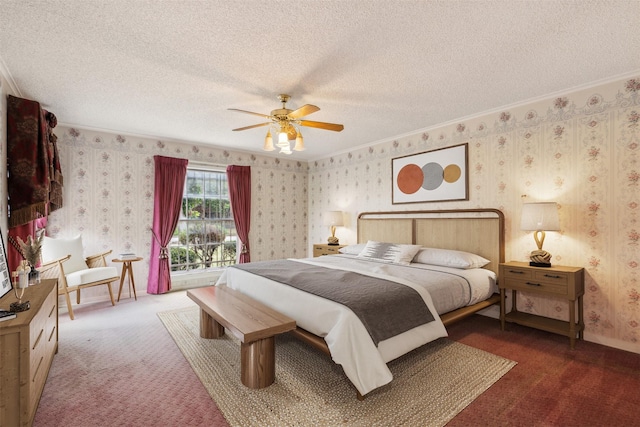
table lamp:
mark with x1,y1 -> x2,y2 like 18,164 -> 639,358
324,211 -> 344,245
10,261 -> 31,312
520,202 -> 560,267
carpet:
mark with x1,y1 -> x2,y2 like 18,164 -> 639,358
159,307 -> 516,427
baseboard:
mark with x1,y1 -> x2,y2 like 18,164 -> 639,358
584,333 -> 640,355
170,270 -> 222,291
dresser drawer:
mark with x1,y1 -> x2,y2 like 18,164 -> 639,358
29,286 -> 57,384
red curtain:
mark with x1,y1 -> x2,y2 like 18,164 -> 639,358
147,156 -> 188,294
226,165 -> 251,263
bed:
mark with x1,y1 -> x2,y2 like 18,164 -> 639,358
215,209 -> 504,397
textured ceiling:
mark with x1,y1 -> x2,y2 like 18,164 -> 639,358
1,0 -> 639,160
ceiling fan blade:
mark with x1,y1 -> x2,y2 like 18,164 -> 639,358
299,120 -> 344,132
228,108 -> 272,119
288,104 -> 320,119
232,122 -> 271,131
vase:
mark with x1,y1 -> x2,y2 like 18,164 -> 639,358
28,265 -> 40,285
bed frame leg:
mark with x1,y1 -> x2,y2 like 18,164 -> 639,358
356,391 -> 365,401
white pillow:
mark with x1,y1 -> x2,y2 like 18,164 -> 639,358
357,241 -> 422,265
412,247 -> 490,269
338,244 -> 367,255
41,235 -> 89,274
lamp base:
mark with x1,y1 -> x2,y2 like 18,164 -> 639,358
529,262 -> 552,268
327,236 -> 339,245
529,249 -> 552,267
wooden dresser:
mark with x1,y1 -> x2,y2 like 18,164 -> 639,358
0,279 -> 58,426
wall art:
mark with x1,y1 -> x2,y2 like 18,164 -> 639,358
392,143 -> 468,204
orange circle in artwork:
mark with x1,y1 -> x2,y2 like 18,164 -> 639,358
443,164 -> 462,183
397,164 -> 424,194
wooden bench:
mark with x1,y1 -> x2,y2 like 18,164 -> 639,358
187,285 -> 296,389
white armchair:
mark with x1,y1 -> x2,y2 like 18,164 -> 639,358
39,235 -> 120,320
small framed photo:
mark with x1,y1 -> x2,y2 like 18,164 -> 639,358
392,143 -> 469,204
0,229 -> 12,299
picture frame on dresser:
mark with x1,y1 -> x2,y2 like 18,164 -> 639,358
0,229 -> 12,299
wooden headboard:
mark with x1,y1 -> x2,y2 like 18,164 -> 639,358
357,209 -> 505,275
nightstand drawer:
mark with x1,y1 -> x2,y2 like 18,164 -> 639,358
502,266 -> 569,287
503,278 -> 568,296
533,270 -> 570,286
501,266 -> 534,281
313,244 -> 345,257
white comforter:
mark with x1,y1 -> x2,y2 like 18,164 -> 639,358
215,255 -> 496,395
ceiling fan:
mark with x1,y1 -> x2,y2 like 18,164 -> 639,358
229,94 -> 344,154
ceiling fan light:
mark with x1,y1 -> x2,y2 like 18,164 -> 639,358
294,131 -> 305,151
277,130 -> 289,145
279,145 -> 292,155
263,130 -> 274,151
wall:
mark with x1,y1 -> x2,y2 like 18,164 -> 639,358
308,74 -> 640,354
0,68 -> 19,243
47,127 -> 309,299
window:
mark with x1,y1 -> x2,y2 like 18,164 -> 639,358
169,168 -> 236,272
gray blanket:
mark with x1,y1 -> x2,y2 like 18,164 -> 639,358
231,260 -> 435,345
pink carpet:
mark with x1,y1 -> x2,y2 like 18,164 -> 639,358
33,291 -> 229,427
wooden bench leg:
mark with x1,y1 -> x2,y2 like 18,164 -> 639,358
199,309 -> 224,339
241,337 -> 275,389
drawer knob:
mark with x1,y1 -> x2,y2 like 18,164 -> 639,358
509,270 -> 525,274
525,281 -> 541,287
544,274 -> 562,279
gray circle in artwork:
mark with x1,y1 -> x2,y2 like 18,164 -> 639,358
421,162 -> 444,190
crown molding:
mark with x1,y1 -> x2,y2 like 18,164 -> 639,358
311,69 -> 640,162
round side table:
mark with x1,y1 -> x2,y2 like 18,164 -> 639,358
112,257 -> 143,301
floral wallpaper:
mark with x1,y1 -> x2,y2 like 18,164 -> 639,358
48,128 -> 308,298
308,75 -> 640,354
39,73 -> 640,354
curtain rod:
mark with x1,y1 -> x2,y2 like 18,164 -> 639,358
188,160 -> 228,170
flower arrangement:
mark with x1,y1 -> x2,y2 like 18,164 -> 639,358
17,231 -> 44,267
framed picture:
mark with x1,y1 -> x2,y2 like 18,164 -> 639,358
0,229 -> 12,299
392,143 -> 469,204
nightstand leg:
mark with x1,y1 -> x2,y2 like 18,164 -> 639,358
578,295 -> 584,340
500,288 -> 506,331
569,300 -> 576,349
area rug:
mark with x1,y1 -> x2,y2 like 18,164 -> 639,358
158,307 -> 516,427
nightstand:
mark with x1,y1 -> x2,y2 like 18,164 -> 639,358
313,244 -> 346,257
499,261 -> 585,349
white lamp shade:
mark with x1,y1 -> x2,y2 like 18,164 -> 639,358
323,211 -> 344,227
263,130 -> 275,151
276,130 -> 289,147
521,202 -> 560,231
279,145 -> 292,155
293,131 -> 305,151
